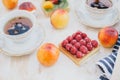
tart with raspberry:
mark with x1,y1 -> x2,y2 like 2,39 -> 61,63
59,31 -> 99,65
42,0 -> 69,16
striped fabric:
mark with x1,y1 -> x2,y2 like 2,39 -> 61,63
97,33 -> 120,80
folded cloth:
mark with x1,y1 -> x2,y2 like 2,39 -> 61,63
96,33 -> 120,80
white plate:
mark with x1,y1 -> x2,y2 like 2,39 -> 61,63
76,1 -> 120,28
1,25 -> 45,56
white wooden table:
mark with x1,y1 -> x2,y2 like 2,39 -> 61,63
0,0 -> 120,80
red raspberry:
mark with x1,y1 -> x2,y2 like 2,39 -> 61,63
74,42 -> 81,49
79,45 -> 88,54
86,43 -> 93,51
84,37 -> 91,43
65,44 -> 72,51
76,31 -> 82,35
79,39 -> 86,46
70,46 -> 77,55
70,39 -> 77,45
76,51 -> 84,58
91,40 -> 98,48
67,36 -> 73,42
81,33 -> 87,39
75,34 -> 82,41
62,40 -> 68,47
72,33 -> 76,39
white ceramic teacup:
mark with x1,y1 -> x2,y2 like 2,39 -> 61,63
0,10 -> 36,47
85,0 -> 114,19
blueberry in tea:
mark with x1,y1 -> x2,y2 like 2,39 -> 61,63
98,2 -> 108,9
14,30 -> 19,35
90,2 -> 108,9
90,0 -> 110,9
14,23 -> 23,33
91,2 -> 99,7
4,17 -> 32,35
20,25 -> 30,34
8,29 -> 15,35
22,25 -> 29,31
16,22 -> 23,28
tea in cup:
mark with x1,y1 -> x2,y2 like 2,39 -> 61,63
85,0 -> 114,19
0,10 -> 36,47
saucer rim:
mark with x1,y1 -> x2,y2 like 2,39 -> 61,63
0,26 -> 45,56
76,1 -> 120,28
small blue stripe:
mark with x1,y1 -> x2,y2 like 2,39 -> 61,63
116,41 -> 120,45
104,57 -> 114,68
118,38 -> 120,41
112,52 -> 117,56
109,54 -> 116,62
99,76 -> 109,80
99,60 -> 112,74
112,50 -> 117,53
113,45 -> 119,49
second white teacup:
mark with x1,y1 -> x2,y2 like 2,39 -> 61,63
85,0 -> 114,19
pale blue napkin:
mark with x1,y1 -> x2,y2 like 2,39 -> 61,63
97,33 -> 120,80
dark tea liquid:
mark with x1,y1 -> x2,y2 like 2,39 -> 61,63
4,17 -> 32,35
87,0 -> 112,9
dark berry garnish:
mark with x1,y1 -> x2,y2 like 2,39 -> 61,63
91,2 -> 99,8
90,1 -> 108,9
21,25 -> 30,32
98,2 -> 108,9
8,29 -> 16,35
7,22 -> 30,35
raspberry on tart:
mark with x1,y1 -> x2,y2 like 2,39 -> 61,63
59,31 -> 99,65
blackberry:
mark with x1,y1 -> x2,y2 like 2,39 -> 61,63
8,29 -> 15,35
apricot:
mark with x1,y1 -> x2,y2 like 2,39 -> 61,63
98,27 -> 118,48
37,43 -> 60,66
50,9 -> 69,29
2,0 -> 18,9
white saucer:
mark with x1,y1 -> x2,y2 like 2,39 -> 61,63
76,1 -> 120,28
1,25 -> 45,56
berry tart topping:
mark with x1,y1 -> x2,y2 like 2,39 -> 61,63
60,31 -> 99,59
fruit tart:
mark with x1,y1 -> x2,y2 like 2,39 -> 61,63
42,0 -> 69,16
59,31 -> 99,65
